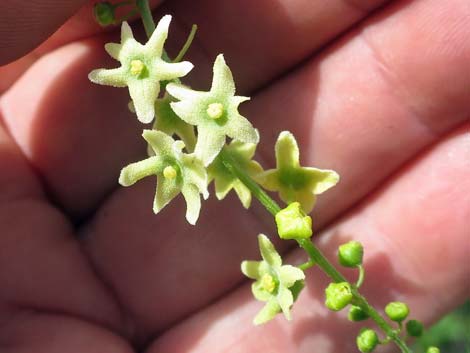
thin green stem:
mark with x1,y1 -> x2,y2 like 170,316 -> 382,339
356,264 -> 365,288
174,24 -> 198,62
299,259 -> 315,271
220,151 -> 412,353
135,0 -> 155,38
219,149 -> 281,216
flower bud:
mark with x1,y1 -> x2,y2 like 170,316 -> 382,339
348,305 -> 369,322
325,282 -> 352,311
385,301 -> 409,322
275,202 -> 312,240
426,347 -> 440,353
93,2 -> 116,26
356,328 -> 379,353
406,319 -> 424,337
338,241 -> 364,267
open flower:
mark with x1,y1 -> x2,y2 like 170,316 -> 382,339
89,15 -> 193,123
256,131 -> 339,213
166,54 -> 259,166
119,130 -> 208,225
207,141 -> 263,208
241,234 -> 305,325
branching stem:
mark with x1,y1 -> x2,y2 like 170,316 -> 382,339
220,149 -> 412,353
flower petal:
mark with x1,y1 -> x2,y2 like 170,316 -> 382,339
253,299 -> 281,325
121,21 -> 134,43
210,54 -> 235,97
225,114 -> 259,144
145,14 -> 171,57
277,286 -> 294,320
255,169 -> 281,192
88,67 -> 127,87
241,260 -> 267,280
251,282 -> 272,302
154,176 -> 181,214
233,181 -> 252,209
119,157 -> 161,186
128,79 -> 160,123
142,130 -> 174,156
194,127 -> 226,166
166,83 -> 206,101
258,234 -> 282,268
279,265 -> 305,288
305,168 -> 340,194
181,184 -> 202,225
104,42 -> 122,60
275,131 -> 300,169
156,60 -> 194,81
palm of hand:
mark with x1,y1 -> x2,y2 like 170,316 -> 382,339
0,1 -> 468,352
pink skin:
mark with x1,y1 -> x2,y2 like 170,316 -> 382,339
0,0 -> 469,352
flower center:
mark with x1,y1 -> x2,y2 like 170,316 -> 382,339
206,102 -> 224,119
261,274 -> 276,293
130,59 -> 146,77
163,166 -> 177,180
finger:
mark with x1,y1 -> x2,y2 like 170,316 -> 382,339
0,0 -> 89,64
161,0 -> 393,92
0,314 -> 133,353
146,125 -> 470,353
0,39 -> 146,218
0,0 -> 394,217
83,0 -> 470,343
0,123 -> 125,338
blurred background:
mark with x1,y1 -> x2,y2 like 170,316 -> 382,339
413,300 -> 469,353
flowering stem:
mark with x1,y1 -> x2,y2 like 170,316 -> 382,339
220,151 -> 412,353
220,148 -> 281,216
135,0 -> 155,38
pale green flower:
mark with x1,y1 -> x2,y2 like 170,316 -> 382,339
207,141 -> 262,208
119,130 -> 208,225
241,234 -> 305,325
89,15 -> 193,123
166,54 -> 259,166
257,131 -> 339,213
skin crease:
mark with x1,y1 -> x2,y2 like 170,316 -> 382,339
0,0 -> 469,352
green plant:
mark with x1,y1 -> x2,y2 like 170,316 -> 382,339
88,2 -> 445,352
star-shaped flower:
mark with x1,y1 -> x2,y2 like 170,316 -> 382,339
241,234 -> 305,325
89,15 -> 193,123
119,130 -> 208,225
207,141 -> 263,208
256,131 -> 339,213
166,54 -> 259,166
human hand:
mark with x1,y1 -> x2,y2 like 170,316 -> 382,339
0,1 -> 468,352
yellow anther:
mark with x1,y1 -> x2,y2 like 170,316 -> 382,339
163,166 -> 177,180
206,102 -> 224,119
261,274 -> 276,293
130,59 -> 146,76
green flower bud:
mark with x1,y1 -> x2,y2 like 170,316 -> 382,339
348,305 -> 369,322
325,282 -> 353,311
356,328 -> 379,353
406,319 -> 424,337
275,202 -> 312,240
385,301 -> 409,322
338,241 -> 364,267
93,2 -> 116,26
426,347 -> 440,353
